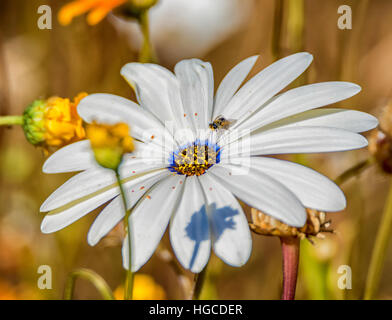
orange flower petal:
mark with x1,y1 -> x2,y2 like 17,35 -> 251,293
58,0 -> 101,26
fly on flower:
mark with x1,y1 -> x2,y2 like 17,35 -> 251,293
40,53 -> 378,273
208,115 -> 237,131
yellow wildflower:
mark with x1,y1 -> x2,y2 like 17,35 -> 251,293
58,0 -> 127,26
114,274 -> 166,300
86,121 -> 134,170
58,0 -> 160,25
22,93 -> 87,150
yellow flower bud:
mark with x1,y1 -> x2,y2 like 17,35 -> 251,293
86,121 -> 134,170
22,93 -> 87,150
114,274 -> 166,300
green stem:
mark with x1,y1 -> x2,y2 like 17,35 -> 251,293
63,268 -> 114,300
364,178 -> 392,299
334,158 -> 374,186
115,171 -> 134,300
192,266 -> 208,300
0,115 -> 23,126
137,9 -> 156,63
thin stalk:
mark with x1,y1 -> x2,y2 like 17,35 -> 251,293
63,268 -> 114,300
115,170 -> 134,300
280,236 -> 300,300
286,0 -> 307,87
191,266 -> 208,300
364,178 -> 392,299
0,115 -> 23,126
334,158 -> 374,186
286,0 -> 305,53
137,9 -> 156,63
271,0 -> 284,61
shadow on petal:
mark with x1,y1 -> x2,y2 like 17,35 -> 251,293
185,204 -> 239,269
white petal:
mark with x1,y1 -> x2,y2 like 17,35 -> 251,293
41,167 -> 115,212
237,82 -> 361,132
223,126 -> 368,158
43,140 -> 96,173
40,161 -> 164,212
122,63 -> 191,145
223,52 -> 313,120
43,139 -> 169,175
40,190 -> 118,234
209,165 -> 306,227
198,173 -> 252,267
121,63 -> 187,132
213,56 -> 259,119
123,140 -> 170,163
120,63 -> 176,126
122,174 -> 185,271
256,108 -> 379,133
175,59 -> 214,130
40,169 -> 167,233
169,176 -> 211,273
87,170 -> 170,246
226,157 -> 346,211
77,93 -> 174,147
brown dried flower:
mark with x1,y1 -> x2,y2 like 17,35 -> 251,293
249,208 -> 334,242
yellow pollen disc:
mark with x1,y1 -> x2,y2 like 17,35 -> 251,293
171,144 -> 219,176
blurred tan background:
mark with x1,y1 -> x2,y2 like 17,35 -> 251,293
0,0 -> 391,299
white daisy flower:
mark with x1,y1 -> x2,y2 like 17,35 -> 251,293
40,53 -> 378,273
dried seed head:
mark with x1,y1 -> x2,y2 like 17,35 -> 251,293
369,100 -> 392,173
249,208 -> 334,242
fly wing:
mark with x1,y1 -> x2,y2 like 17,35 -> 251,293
223,118 -> 237,129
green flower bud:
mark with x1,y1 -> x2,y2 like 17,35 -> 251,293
22,100 -> 46,146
